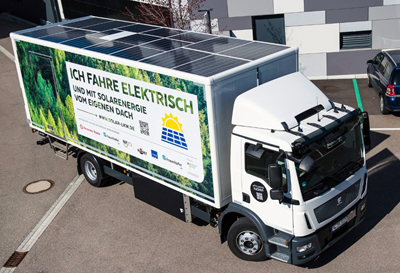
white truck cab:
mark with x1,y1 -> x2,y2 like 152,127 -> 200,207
221,72 -> 368,264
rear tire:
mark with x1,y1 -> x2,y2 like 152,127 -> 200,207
80,153 -> 106,187
368,76 -> 372,87
379,95 -> 389,115
227,218 -> 267,261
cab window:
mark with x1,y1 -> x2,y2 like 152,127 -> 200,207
245,143 -> 287,192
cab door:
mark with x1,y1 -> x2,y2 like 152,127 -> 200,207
240,140 -> 293,234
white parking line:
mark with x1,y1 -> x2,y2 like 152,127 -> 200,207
371,128 -> 400,131
0,175 -> 85,272
0,45 -> 14,62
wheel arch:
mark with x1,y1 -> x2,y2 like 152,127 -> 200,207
218,203 -> 273,245
77,151 -> 109,178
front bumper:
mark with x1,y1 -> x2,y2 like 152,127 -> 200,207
291,197 -> 367,265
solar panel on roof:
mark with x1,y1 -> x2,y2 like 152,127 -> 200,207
15,16 -> 291,78
169,32 -> 213,43
140,48 -> 210,68
219,42 -> 287,61
22,26 -> 73,38
81,20 -> 134,31
40,29 -> 97,43
118,24 -> 160,33
185,37 -> 250,54
61,30 -> 126,47
61,36 -> 106,48
85,41 -> 134,54
63,17 -> 111,29
143,38 -> 191,51
145,28 -> 185,38
173,55 -> 248,77
111,46 -> 163,61
114,34 -> 161,46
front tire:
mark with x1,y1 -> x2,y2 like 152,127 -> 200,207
80,153 -> 106,187
227,218 -> 267,261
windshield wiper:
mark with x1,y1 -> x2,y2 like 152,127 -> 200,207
333,158 -> 364,177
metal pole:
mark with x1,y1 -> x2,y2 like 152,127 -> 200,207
198,8 -> 213,34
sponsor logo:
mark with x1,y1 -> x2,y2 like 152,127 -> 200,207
187,162 -> 197,170
161,113 -> 188,150
79,124 -> 100,135
162,155 -> 182,168
337,197 -> 343,206
103,132 -> 119,143
250,182 -> 268,202
123,140 -> 132,148
137,148 -> 147,155
151,150 -> 158,159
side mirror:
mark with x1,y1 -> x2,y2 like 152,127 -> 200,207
362,112 -> 371,150
269,164 -> 284,202
270,189 -> 284,201
298,156 -> 314,173
367,59 -> 373,64
268,164 -> 282,189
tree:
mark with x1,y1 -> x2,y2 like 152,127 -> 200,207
124,0 -> 218,33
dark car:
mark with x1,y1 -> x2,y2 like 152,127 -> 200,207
367,50 -> 400,114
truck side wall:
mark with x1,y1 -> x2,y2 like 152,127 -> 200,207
11,35 -> 218,206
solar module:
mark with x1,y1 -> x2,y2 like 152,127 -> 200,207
111,46 -> 163,61
16,16 -> 290,78
140,48 -> 210,68
114,33 -> 160,46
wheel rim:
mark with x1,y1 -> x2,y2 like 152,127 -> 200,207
236,230 -> 263,255
84,161 -> 97,181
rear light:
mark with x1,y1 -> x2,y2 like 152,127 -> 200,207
385,84 -> 396,97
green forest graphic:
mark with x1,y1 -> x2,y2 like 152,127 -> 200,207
16,41 -> 214,200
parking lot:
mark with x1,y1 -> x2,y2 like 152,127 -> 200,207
1,19 -> 400,273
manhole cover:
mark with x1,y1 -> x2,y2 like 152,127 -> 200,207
23,179 -> 55,194
324,86 -> 338,91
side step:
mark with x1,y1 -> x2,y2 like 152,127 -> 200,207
267,232 -> 293,264
271,251 -> 290,263
48,137 -> 69,160
268,235 -> 289,248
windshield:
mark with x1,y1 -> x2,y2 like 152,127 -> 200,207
295,116 -> 364,201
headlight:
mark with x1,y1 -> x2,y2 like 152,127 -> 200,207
296,242 -> 313,253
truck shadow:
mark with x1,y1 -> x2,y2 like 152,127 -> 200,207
303,131 -> 400,268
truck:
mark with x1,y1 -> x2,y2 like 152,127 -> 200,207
10,16 -> 370,265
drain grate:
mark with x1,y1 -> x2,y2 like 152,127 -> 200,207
23,179 -> 55,194
3,251 -> 28,268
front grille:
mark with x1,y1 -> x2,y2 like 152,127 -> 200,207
316,204 -> 358,250
314,179 -> 360,223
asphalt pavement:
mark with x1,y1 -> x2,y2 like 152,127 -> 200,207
1,18 -> 400,273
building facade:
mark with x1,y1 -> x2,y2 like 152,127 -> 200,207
205,0 -> 400,79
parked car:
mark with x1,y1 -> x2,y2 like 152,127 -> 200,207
367,50 -> 400,114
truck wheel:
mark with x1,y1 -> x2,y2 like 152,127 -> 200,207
80,153 -> 105,187
227,217 -> 267,261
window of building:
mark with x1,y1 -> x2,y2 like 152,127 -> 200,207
252,14 -> 286,45
340,31 -> 372,50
